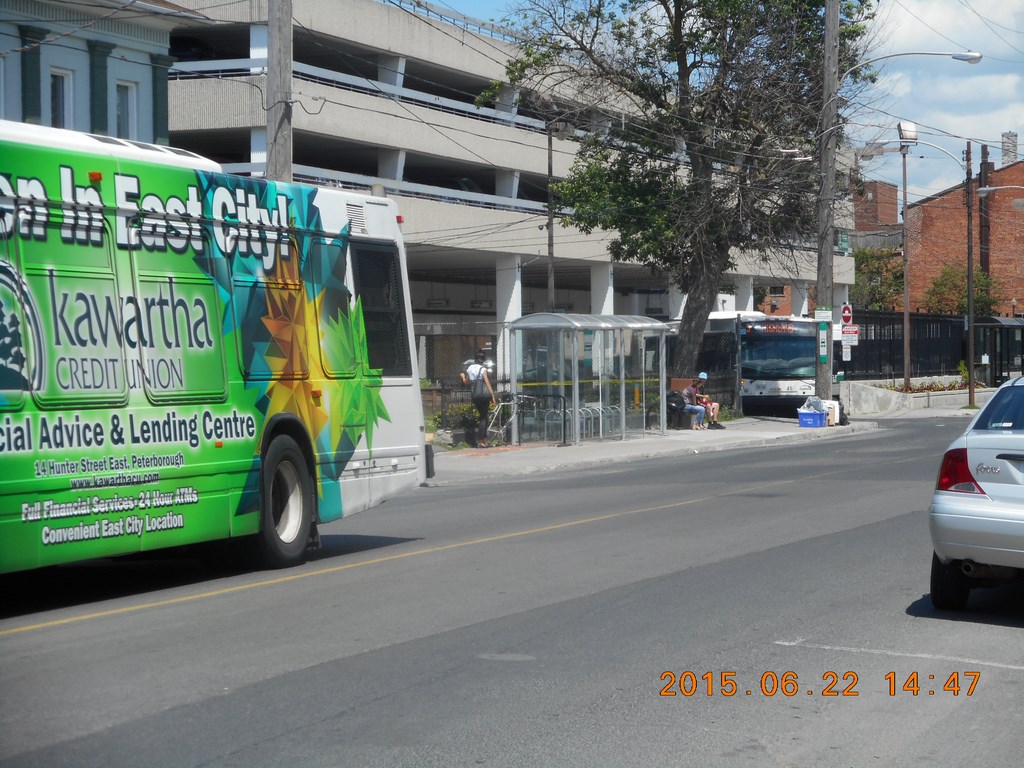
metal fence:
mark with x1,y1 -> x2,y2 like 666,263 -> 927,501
415,319 -> 504,390
415,319 -> 504,431
836,310 -> 966,381
695,331 -> 740,411
416,311 -> 991,430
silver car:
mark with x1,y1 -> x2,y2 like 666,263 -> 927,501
929,378 -> 1024,610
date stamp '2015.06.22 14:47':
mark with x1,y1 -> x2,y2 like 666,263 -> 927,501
659,671 -> 980,698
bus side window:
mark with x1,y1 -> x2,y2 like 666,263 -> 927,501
351,243 -> 411,377
230,238 -> 309,382
311,234 -> 355,378
128,227 -> 227,402
17,210 -> 128,407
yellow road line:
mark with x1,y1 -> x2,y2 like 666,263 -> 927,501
0,460 -> 898,637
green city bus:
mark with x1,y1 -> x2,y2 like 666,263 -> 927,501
0,120 -> 428,574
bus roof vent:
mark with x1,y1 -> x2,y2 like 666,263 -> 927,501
346,203 -> 367,235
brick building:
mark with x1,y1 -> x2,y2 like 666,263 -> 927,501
853,179 -> 901,232
754,178 -> 900,317
906,152 -> 1024,317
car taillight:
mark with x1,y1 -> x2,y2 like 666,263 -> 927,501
936,448 -> 985,494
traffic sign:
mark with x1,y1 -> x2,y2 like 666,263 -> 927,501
841,324 -> 859,346
841,303 -> 853,325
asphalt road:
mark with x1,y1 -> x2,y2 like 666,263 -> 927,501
2,416 -> 1023,767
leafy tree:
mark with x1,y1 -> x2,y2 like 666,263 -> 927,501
485,0 -> 874,373
849,247 -> 902,310
923,264 -> 1004,317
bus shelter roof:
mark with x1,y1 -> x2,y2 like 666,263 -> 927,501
508,313 -> 671,333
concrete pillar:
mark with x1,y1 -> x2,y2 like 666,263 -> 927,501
250,25 -> 268,73
18,25 -> 48,125
87,41 -> 116,135
792,282 -> 810,316
495,254 -> 522,384
250,128 -> 268,175
150,54 -> 173,145
379,149 -> 406,180
734,276 -> 755,312
495,84 -> 517,118
837,283 -> 850,308
378,55 -> 405,87
590,262 -> 614,315
496,169 -> 519,198
667,285 -> 686,320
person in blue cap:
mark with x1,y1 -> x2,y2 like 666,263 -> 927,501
693,372 -> 724,429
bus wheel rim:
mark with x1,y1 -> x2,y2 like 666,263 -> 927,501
272,461 -> 303,543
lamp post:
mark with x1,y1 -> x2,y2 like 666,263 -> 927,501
813,31 -> 982,399
858,135 -> 967,390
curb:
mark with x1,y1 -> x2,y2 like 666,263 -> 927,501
431,419 -> 880,481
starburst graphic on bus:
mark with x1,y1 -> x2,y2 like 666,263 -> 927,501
190,171 -> 390,521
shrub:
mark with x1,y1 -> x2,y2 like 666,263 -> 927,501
424,410 -> 442,432
884,379 -> 966,394
445,402 -> 480,430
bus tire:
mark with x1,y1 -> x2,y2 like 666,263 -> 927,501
258,435 -> 313,568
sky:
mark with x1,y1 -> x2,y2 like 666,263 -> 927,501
435,0 -> 1024,206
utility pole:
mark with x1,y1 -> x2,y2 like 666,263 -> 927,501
815,0 -> 839,400
901,143 -> 910,390
267,0 -> 293,182
966,142 -> 975,406
547,122 -> 555,312
979,144 -> 990,275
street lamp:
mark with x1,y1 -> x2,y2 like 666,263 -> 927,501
814,25 -> 982,398
977,186 -> 1024,198
847,50 -> 982,75
859,135 -> 967,390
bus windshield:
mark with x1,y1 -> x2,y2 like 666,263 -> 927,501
742,336 -> 817,380
740,319 -> 817,381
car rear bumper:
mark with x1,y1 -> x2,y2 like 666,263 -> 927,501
930,494 -> 1024,570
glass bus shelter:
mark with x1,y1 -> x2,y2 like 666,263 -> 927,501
508,313 -> 671,445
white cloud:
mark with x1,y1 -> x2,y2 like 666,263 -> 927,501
853,0 -> 1024,203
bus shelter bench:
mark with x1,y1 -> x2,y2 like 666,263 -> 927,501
646,405 -> 695,430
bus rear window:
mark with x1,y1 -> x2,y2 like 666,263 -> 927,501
351,244 -> 411,377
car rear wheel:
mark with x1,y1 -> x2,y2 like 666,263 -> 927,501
930,552 -> 970,611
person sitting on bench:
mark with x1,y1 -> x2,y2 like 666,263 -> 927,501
693,372 -> 724,429
680,384 -> 707,430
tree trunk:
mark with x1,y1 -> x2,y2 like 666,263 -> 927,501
671,263 -> 726,376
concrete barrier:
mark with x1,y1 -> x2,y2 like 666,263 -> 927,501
839,379 -> 994,415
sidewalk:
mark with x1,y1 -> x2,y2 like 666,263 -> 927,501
429,406 -> 975,484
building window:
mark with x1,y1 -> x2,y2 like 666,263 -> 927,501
50,69 -> 73,128
768,285 -> 785,296
116,81 -> 137,139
